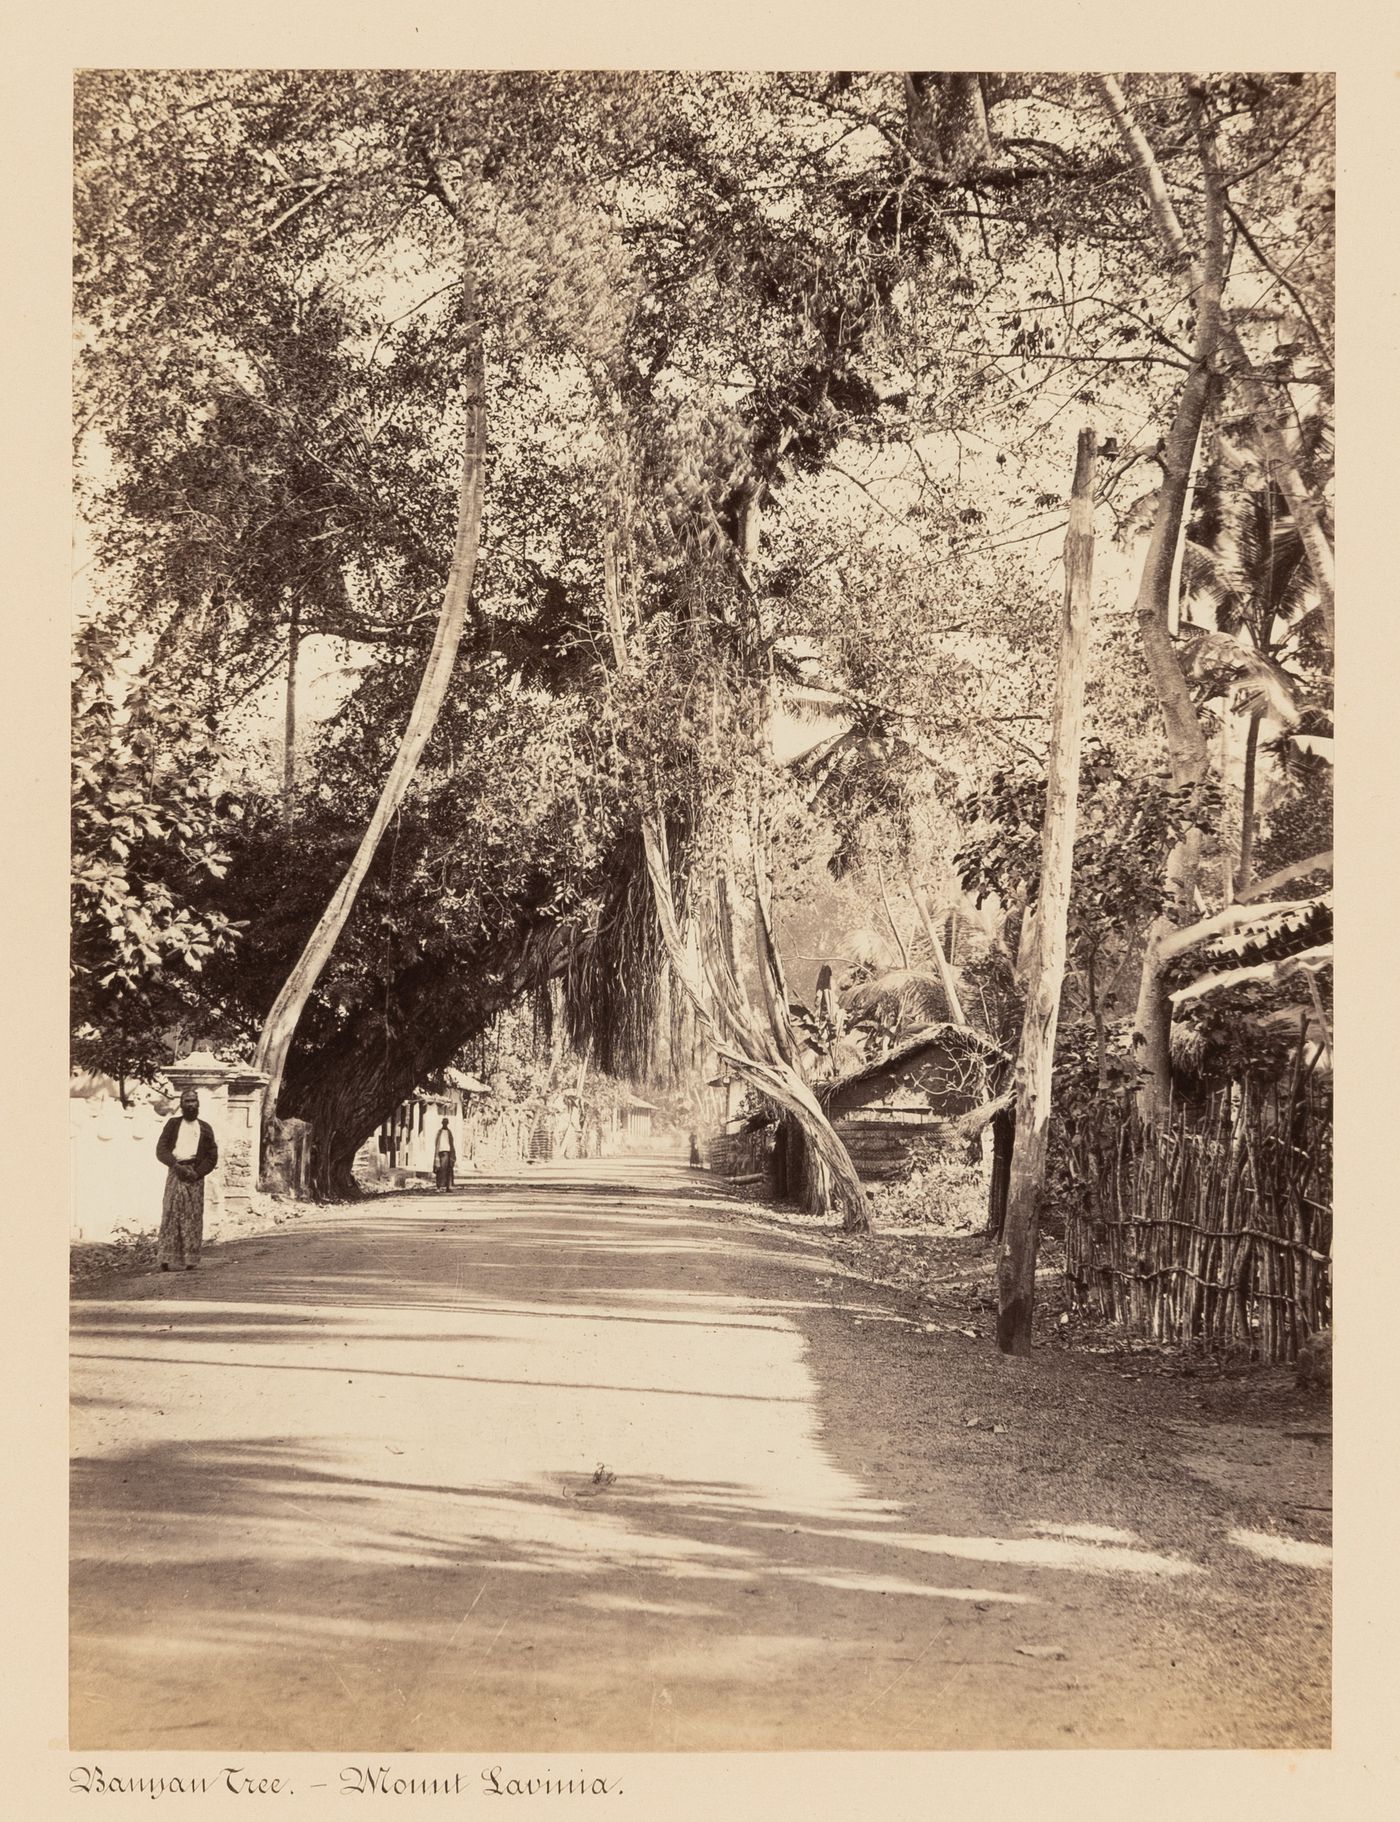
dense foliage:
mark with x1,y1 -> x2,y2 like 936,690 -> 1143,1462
71,623 -> 246,1092
73,69 -> 1334,1196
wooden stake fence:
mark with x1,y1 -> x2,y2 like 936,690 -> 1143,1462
1063,1075 -> 1331,1362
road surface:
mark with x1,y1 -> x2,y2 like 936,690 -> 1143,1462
71,1161 -> 1329,1750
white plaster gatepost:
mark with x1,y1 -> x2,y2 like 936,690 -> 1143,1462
224,1066 -> 270,1220
163,1051 -> 268,1230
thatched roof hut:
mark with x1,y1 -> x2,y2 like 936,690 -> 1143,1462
818,1022 -> 1009,1127
807,1023 -> 1011,1188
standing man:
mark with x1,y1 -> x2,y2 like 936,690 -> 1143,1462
155,1088 -> 219,1270
434,1116 -> 456,1192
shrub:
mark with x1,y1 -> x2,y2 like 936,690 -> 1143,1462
867,1147 -> 987,1230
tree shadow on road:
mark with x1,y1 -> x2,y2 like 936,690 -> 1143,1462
70,1175 -> 1329,1752
69,1433 -> 1234,1753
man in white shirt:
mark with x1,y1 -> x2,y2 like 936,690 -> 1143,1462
433,1117 -> 456,1192
155,1088 -> 219,1269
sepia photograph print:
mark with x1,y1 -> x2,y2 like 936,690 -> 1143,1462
67,63 -> 1338,1769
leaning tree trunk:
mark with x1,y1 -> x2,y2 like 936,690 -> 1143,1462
646,817 -> 872,1230
996,426 -> 1097,1357
254,280 -> 486,1139
907,873 -> 968,1026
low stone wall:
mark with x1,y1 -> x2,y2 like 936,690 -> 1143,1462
70,1097 -> 250,1242
71,1049 -> 273,1243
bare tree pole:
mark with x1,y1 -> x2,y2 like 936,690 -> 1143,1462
282,595 -> 301,820
996,427 -> 1097,1357
874,855 -> 911,969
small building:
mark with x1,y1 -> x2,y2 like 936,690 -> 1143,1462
727,1024 -> 1013,1223
583,1092 -> 663,1158
614,1094 -> 656,1149
699,1024 -> 1010,1196
824,1024 -> 1006,1116
529,1089 -> 660,1161
357,1068 -> 491,1182
817,1023 -> 1008,1180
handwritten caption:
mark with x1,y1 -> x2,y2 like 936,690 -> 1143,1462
70,1764 -> 624,1799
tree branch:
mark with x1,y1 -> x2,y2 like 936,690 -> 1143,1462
251,179 -> 334,247
1224,202 -> 1333,373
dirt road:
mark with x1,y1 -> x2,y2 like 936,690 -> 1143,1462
70,1162 -> 1329,1751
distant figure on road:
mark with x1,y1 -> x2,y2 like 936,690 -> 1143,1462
155,1088 -> 218,1271
688,1130 -> 701,1168
434,1118 -> 456,1192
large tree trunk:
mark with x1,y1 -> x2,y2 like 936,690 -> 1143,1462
277,921 -> 547,1198
1097,83 -> 1225,1128
905,73 -> 993,177
277,956 -> 503,1198
254,282 -> 486,1136
996,427 -> 1097,1356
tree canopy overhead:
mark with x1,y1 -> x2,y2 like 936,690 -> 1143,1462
74,69 -> 1334,1212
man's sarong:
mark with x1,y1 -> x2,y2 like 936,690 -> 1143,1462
159,1168 -> 205,1267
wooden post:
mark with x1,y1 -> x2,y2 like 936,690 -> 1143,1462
996,427 -> 1097,1356
986,1106 -> 1014,1240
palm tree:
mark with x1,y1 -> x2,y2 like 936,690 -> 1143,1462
788,704 -> 974,1030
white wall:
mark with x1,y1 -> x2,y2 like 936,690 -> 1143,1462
70,1091 -> 249,1243
71,1095 -> 242,1243
70,1098 -> 162,1241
